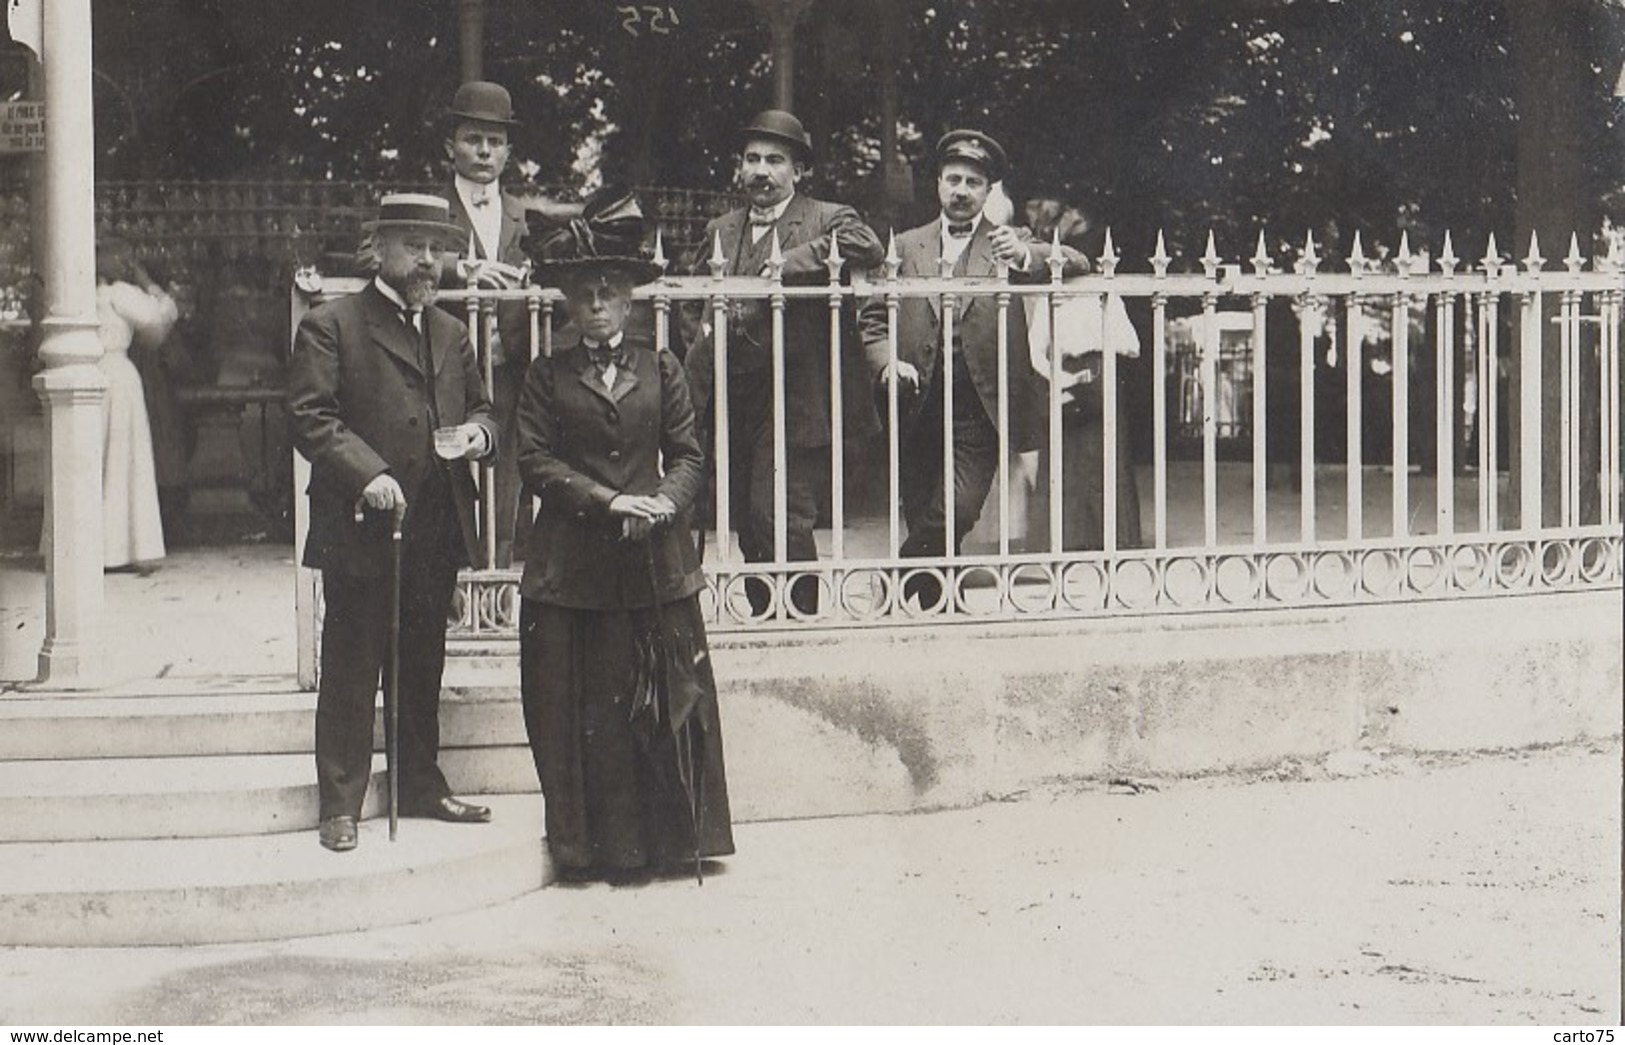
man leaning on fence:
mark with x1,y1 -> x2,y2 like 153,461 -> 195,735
859,130 -> 1087,610
683,109 -> 884,618
289,194 -> 498,853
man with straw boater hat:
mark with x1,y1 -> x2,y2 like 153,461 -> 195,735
859,129 -> 1086,611
289,193 -> 499,852
683,109 -> 884,620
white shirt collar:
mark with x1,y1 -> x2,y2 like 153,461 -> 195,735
581,332 -> 626,350
749,194 -> 795,222
373,277 -> 409,311
454,176 -> 503,259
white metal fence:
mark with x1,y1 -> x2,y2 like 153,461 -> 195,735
293,228 -> 1623,687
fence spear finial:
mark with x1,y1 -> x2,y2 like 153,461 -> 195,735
1349,230 -> 1367,274
884,229 -> 901,280
1100,227 -> 1119,276
1522,230 -> 1544,272
1565,232 -> 1585,273
1297,230 -> 1320,275
1439,230 -> 1458,274
652,229 -> 668,273
708,228 -> 727,278
1396,230 -> 1412,275
1200,230 -> 1220,280
1046,226 -> 1066,283
1482,232 -> 1501,276
1151,229 -> 1171,277
1251,231 -> 1271,275
824,229 -> 844,282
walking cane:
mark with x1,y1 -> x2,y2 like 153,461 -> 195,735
385,500 -> 406,841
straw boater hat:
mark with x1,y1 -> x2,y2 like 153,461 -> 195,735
445,80 -> 520,128
936,129 -> 1008,182
363,193 -> 466,251
522,185 -> 663,289
737,109 -> 814,164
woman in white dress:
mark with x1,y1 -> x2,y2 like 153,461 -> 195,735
94,240 -> 177,572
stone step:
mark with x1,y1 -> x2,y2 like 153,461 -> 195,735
0,687 -> 525,761
0,794 -> 549,946
0,753 -> 386,841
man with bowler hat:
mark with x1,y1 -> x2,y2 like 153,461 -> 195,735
289,193 -> 499,852
684,109 -> 884,618
439,80 -> 581,568
859,130 -> 1086,609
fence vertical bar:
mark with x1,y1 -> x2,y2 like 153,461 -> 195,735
1101,230 -> 1121,555
1518,233 -> 1545,532
1436,235 -> 1459,536
1296,232 -> 1320,543
468,294 -> 496,569
707,232 -> 732,565
940,259 -> 958,608
884,233 -> 902,558
1345,233 -> 1367,541
825,237 -> 847,567
1249,233 -> 1270,545
1151,232 -> 1170,549
1048,236 -> 1067,555
1391,233 -> 1413,537
1482,244 -> 1502,532
767,233 -> 789,591
1200,233 -> 1220,547
1604,269 -> 1622,527
994,259 -> 1011,562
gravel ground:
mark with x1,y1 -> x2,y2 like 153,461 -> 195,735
0,739 -> 1618,1026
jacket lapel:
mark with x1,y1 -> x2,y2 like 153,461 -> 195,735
778,194 -> 810,248
956,219 -> 995,320
364,286 -> 425,375
908,222 -> 943,323
444,184 -> 481,260
714,210 -> 748,274
570,343 -> 641,405
498,195 -> 525,262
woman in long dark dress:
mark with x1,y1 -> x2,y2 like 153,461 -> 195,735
515,191 -> 734,879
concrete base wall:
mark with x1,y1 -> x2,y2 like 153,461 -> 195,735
690,590 -> 1622,821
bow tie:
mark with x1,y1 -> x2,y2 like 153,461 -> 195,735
748,208 -> 778,228
946,222 -> 975,238
470,189 -> 492,209
586,341 -> 625,371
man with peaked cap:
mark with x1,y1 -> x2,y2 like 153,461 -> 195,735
289,193 -> 499,852
684,109 -> 884,619
858,130 -> 1087,609
438,80 -> 582,568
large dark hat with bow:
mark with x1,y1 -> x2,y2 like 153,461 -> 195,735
522,185 -> 664,288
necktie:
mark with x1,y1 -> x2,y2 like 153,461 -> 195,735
400,307 -> 421,333
946,222 -> 974,237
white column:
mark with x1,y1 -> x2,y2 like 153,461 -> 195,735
31,0 -> 104,688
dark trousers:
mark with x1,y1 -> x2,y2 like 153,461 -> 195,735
899,351 -> 1001,607
726,368 -> 823,616
1035,370 -> 1144,551
315,468 -> 460,819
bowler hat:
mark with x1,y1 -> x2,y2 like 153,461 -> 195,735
446,80 -> 519,128
738,109 -> 813,163
523,185 -> 663,289
363,193 -> 466,251
937,129 -> 1008,182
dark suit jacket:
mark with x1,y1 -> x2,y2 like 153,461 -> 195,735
443,181 -> 531,366
288,283 -> 497,576
516,336 -> 707,610
858,217 -> 1085,452
685,193 -> 885,448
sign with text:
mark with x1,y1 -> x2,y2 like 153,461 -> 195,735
0,99 -> 42,153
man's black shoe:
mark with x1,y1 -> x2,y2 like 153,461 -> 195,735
319,815 -> 358,852
401,795 -> 492,823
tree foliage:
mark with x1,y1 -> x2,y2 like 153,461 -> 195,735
86,0 -> 1624,262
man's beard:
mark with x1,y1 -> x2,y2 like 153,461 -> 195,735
396,270 -> 438,308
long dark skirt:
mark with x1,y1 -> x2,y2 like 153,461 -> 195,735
520,596 -> 735,873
